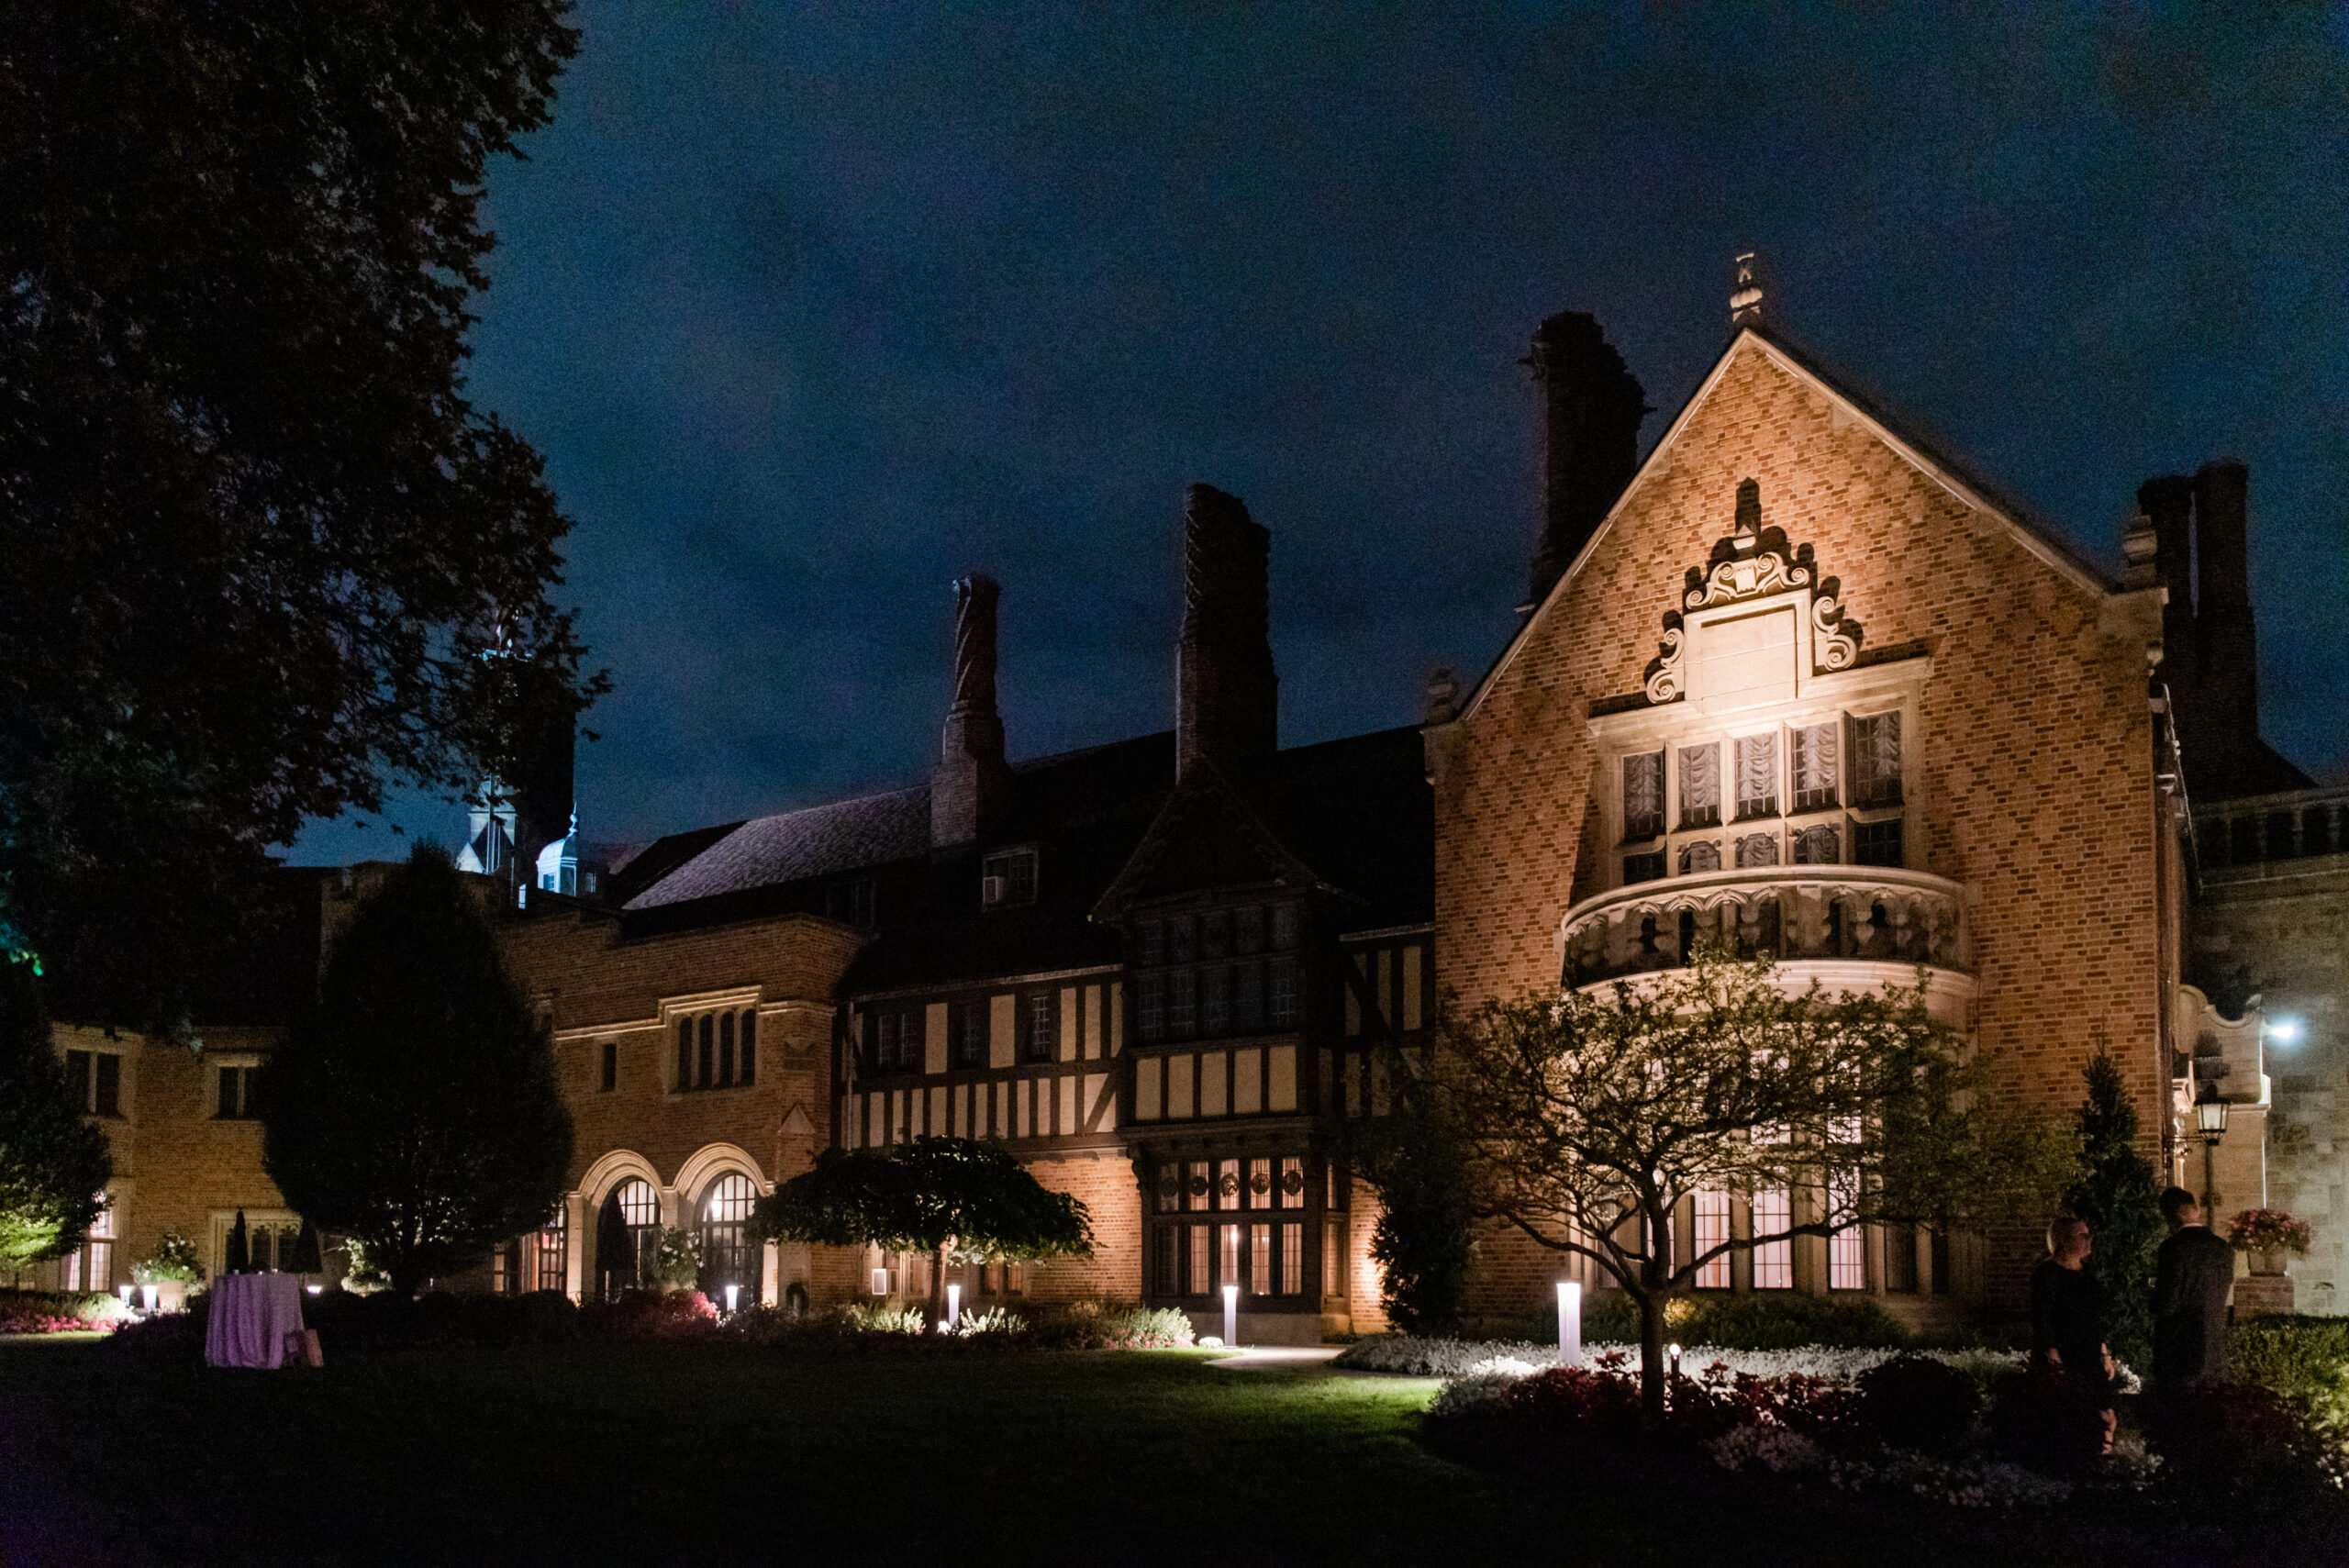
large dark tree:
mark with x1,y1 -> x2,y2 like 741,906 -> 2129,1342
262,844 -> 570,1296
751,1138 -> 1095,1329
2066,1049 -> 2165,1371
0,2 -> 601,1025
0,953 -> 111,1273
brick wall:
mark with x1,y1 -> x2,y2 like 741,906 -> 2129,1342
1433,337 -> 2170,1327
1023,1152 -> 1143,1302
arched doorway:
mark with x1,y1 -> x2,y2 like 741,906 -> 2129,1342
697,1173 -> 757,1301
596,1178 -> 660,1300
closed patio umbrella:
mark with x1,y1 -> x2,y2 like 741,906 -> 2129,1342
288,1220 -> 324,1276
225,1210 -> 250,1273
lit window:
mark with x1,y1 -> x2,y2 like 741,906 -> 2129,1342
982,849 -> 1038,908
1219,1224 -> 1241,1290
1278,1156 -> 1306,1209
1622,751 -> 1664,841
1733,733 -> 1777,819
1281,1222 -> 1303,1296
1752,1189 -> 1793,1290
1250,1225 -> 1272,1296
1026,994 -> 1055,1061
1693,1191 -> 1731,1289
1829,1170 -> 1865,1290
698,1173 -> 758,1298
1792,723 -> 1838,810
1189,1225 -> 1210,1294
602,1179 -> 661,1298
532,1207 -> 568,1294
1678,743 -> 1721,828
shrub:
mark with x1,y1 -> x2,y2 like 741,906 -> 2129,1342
1854,1354 -> 1982,1453
2229,1315 -> 2349,1442
1582,1291 -> 1907,1350
836,1303 -> 925,1336
2145,1378 -> 2340,1495
130,1231 -> 203,1285
1984,1370 -> 2110,1478
1334,1334 -> 1556,1377
651,1228 -> 703,1291
607,1289 -> 718,1340
0,1288 -> 132,1334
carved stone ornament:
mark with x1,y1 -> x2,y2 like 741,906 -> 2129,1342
1642,482 -> 1862,704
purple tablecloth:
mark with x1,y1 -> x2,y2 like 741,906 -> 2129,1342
204,1273 -> 306,1369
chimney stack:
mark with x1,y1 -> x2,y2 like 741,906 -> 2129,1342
1524,312 -> 1649,607
931,574 -> 1011,848
2135,473 -> 2195,657
2191,460 -> 2258,755
1176,484 -> 1277,790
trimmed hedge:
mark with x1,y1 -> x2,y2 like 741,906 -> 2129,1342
1579,1291 -> 1909,1350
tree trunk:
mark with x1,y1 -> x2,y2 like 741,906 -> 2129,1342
929,1246 -> 950,1332
1638,1290 -> 1668,1429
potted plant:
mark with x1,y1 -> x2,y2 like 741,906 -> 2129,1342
2226,1208 -> 2313,1275
130,1231 -> 203,1310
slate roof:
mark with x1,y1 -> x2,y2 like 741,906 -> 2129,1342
612,722 -> 1433,996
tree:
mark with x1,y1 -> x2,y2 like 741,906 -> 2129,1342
0,3 -> 603,1026
1418,949 -> 2076,1424
751,1138 -> 1095,1329
1349,1085 -> 1477,1334
262,844 -> 571,1297
0,953 -> 111,1272
2066,1048 -> 2165,1370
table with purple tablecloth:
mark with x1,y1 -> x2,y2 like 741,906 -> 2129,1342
203,1273 -> 307,1369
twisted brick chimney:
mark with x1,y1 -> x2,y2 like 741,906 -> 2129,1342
1176,484 -> 1277,791
931,574 -> 1011,848
1524,311 -> 1649,607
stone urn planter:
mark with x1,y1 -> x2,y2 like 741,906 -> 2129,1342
2249,1248 -> 2289,1277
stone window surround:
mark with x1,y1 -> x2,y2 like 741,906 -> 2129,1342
1592,647 -> 1930,896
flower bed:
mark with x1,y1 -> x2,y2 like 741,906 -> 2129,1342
0,1289 -> 134,1335
1339,1332 -> 2021,1387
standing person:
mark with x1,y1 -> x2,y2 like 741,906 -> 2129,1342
2031,1215 -> 2117,1454
2153,1185 -> 2235,1389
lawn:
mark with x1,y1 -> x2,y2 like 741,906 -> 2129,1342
1,1337 -> 2343,1566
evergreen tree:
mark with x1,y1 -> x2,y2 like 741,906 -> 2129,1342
2066,1049 -> 2165,1370
0,4 -> 602,1025
0,956 -> 112,1272
1350,1055 -> 1477,1335
262,846 -> 571,1297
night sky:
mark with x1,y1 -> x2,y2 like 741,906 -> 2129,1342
294,6 -> 2349,867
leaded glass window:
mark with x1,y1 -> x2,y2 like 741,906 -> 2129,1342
1678,743 -> 1721,828
698,1173 -> 758,1298
1679,840 -> 1721,875
1734,733 -> 1777,819
1850,712 -> 1902,806
1622,751 -> 1664,841
1752,1189 -> 1793,1289
1793,723 -> 1838,810
1793,823 -> 1840,864
1693,1190 -> 1731,1289
1735,831 -> 1779,869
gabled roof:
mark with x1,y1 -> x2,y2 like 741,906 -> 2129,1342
1464,317 -> 2121,724
624,787 -> 931,913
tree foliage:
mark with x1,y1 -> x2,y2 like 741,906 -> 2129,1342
1349,1073 -> 1477,1335
752,1137 -> 1094,1327
0,2 -> 602,1024
262,845 -> 571,1296
2065,1048 -> 2165,1371
1417,949 -> 2077,1422
0,956 -> 111,1270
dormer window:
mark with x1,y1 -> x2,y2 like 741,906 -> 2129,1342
981,849 -> 1038,908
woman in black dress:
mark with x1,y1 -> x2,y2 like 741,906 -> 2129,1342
2031,1215 -> 2116,1454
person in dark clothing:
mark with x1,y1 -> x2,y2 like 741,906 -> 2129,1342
2030,1215 -> 2116,1453
2153,1185 -> 2235,1389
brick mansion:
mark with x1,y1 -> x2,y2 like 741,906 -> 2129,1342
41,271 -> 2347,1338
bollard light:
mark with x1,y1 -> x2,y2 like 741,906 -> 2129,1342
1222,1283 -> 1239,1349
1668,1342 -> 1683,1378
947,1283 -> 962,1331
306,1284 -> 323,1296
724,1284 -> 740,1316
1556,1281 -> 1582,1367
117,1284 -> 134,1306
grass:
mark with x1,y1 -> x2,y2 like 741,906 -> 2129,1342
1,1337 -> 2344,1566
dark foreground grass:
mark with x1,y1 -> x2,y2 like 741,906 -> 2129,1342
1,1338 -> 2343,1568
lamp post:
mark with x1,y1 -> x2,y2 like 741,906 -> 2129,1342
2195,1083 -> 2229,1216
1555,1281 -> 1582,1367
1222,1283 -> 1239,1349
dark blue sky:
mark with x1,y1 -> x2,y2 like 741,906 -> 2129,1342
295,5 -> 2349,864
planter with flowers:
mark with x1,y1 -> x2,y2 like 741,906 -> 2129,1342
129,1231 -> 203,1310
2227,1209 -> 2313,1276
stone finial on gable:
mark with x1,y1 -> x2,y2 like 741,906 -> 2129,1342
1731,251 -> 1765,326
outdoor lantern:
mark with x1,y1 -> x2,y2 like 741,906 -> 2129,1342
139,1284 -> 159,1311
117,1284 -> 133,1306
1222,1282 -> 1239,1349
2196,1087 -> 2229,1141
1555,1281 -> 1583,1367
2196,1083 -> 2229,1215
724,1284 -> 740,1316
946,1283 -> 961,1330
2268,1016 -> 2305,1048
